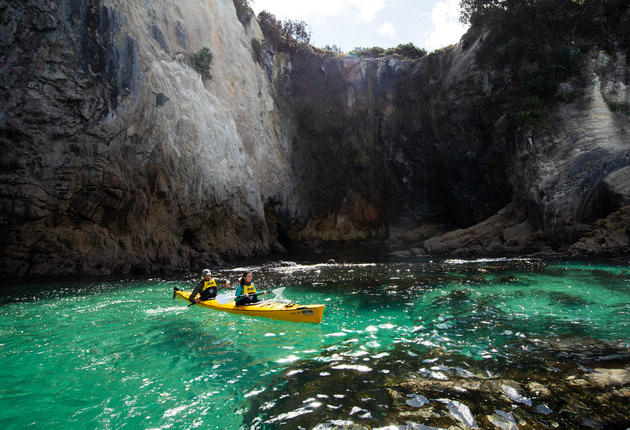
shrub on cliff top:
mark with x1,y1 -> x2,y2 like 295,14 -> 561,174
258,10 -> 284,48
459,0 -> 630,127
282,19 -> 311,46
460,0 -> 630,49
257,11 -> 312,54
233,0 -> 253,26
389,43 -> 427,59
192,47 -> 213,80
352,43 -> 426,59
353,46 -> 386,58
323,44 -> 343,54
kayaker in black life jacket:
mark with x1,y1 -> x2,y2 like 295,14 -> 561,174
235,271 -> 259,305
189,269 -> 230,304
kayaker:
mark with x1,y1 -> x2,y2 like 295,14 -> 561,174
235,271 -> 259,305
189,269 -> 230,304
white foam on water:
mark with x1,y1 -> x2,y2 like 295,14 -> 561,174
270,262 -> 377,274
225,266 -> 264,272
265,406 -> 314,423
331,364 -> 372,372
342,350 -> 369,357
162,404 -> 188,418
244,387 -> 266,398
276,354 -> 300,364
326,332 -> 347,337
444,257 -> 534,265
349,406 -> 367,415
372,352 -> 390,359
145,306 -> 185,315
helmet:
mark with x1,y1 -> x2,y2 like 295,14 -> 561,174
202,269 -> 211,277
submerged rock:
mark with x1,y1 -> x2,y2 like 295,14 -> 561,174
437,399 -> 478,428
534,403 -> 553,415
487,410 -> 518,430
585,367 -> 630,387
406,394 -> 430,408
501,385 -> 532,406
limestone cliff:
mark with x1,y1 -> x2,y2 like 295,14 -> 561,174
1,0 -> 629,278
270,26 -> 629,258
0,0 -> 295,277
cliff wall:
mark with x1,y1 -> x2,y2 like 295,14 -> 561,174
0,0 -> 298,277
1,0 -> 628,278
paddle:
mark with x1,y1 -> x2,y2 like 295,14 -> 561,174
215,287 -> 286,305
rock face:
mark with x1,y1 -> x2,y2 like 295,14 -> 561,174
0,0 -> 293,277
0,0 -> 629,278
269,26 -> 630,257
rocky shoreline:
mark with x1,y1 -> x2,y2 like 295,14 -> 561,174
247,337 -> 630,429
387,204 -> 630,260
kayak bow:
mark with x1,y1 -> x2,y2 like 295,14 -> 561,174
173,288 -> 325,324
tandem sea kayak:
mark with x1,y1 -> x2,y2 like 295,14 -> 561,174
173,288 -> 325,324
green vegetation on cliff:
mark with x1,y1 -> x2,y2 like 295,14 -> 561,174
256,11 -> 427,59
233,0 -> 253,26
352,43 -> 427,59
192,47 -> 213,80
462,0 -> 630,127
258,10 -> 312,54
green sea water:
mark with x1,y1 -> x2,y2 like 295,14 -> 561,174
0,258 -> 629,429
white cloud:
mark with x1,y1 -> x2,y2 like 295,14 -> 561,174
251,0 -> 343,21
377,22 -> 396,39
349,0 -> 386,23
252,0 -> 385,24
424,0 -> 468,51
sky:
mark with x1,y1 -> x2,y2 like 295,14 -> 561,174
250,0 -> 469,53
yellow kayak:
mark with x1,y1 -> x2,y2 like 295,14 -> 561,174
173,289 -> 325,324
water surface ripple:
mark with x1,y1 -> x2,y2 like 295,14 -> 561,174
1,258 -> 629,428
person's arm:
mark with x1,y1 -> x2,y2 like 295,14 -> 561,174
235,283 -> 243,298
189,280 -> 203,303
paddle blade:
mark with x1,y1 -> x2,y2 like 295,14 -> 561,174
215,293 -> 234,305
271,287 -> 285,298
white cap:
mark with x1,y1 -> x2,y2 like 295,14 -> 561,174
202,269 -> 211,276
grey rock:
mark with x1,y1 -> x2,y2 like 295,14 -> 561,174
437,398 -> 478,428
502,385 -> 533,406
406,394 -> 430,408
535,403 -> 553,415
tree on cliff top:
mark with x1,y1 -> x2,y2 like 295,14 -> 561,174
353,43 -> 426,59
459,0 -> 630,43
461,0 -> 629,127
233,0 -> 253,26
458,0 -> 507,24
257,11 -> 312,53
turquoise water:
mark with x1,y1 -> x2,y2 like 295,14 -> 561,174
0,258 -> 629,428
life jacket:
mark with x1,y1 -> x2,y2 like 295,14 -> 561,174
202,278 -> 217,291
242,282 -> 257,295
